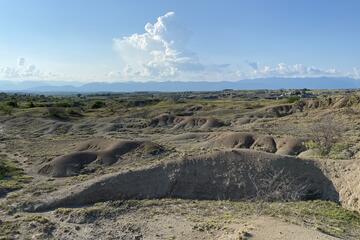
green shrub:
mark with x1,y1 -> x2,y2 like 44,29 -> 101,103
305,140 -> 319,150
27,101 -> 35,108
287,96 -> 300,103
0,104 -> 13,115
0,159 -> 20,180
47,107 -> 69,120
6,101 -> 18,108
0,158 -> 32,196
55,101 -> 72,108
91,100 -> 106,109
309,116 -> 343,155
66,107 -> 83,117
330,143 -> 350,154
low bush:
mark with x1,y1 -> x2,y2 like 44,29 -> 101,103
91,100 -> 106,109
6,101 -> 18,108
47,107 -> 69,120
0,104 -> 13,115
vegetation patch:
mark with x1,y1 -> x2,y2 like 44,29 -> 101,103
0,103 -> 13,115
265,200 -> 360,238
0,220 -> 20,239
0,157 -> 32,197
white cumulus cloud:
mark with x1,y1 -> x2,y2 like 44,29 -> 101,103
353,67 -> 360,79
248,63 -> 343,78
0,58 -> 58,80
113,11 -> 204,80
112,12 -> 354,82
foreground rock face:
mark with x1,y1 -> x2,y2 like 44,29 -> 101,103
339,162 -> 360,212
323,160 -> 360,214
32,150 -> 338,211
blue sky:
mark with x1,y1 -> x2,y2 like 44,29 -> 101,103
1,0 -> 360,81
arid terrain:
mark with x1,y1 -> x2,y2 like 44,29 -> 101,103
1,89 -> 360,239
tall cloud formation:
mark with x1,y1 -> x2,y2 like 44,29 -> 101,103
112,11 -> 356,81
113,12 -> 204,80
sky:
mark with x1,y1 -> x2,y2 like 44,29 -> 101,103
1,0 -> 360,82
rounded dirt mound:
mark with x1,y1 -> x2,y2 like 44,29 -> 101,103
38,139 -> 165,177
31,149 -> 339,211
149,113 -> 177,127
38,151 -> 98,177
149,114 -> 224,130
264,104 -> 295,118
210,132 -> 306,156
276,137 -> 306,156
300,95 -> 360,110
211,132 -> 256,148
251,135 -> 277,153
200,118 -> 225,129
173,117 -> 225,130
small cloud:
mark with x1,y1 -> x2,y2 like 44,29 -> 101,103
17,57 -> 26,67
249,62 -> 344,78
0,58 -> 58,80
353,67 -> 360,79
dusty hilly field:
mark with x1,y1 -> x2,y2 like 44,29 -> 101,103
1,90 -> 360,239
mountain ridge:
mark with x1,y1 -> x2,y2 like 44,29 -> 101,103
1,77 -> 359,93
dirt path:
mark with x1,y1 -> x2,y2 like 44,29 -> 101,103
238,216 -> 340,240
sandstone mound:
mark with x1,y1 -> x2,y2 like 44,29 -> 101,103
186,105 -> 203,112
264,104 -> 295,118
276,137 -> 306,156
38,151 -> 98,177
247,104 -> 298,119
251,135 -> 277,153
31,149 -> 338,211
149,114 -> 224,129
214,132 -> 256,148
149,113 -> 177,127
305,99 -> 321,109
95,140 -> 145,165
102,123 -> 124,132
173,117 -> 225,130
38,139 -> 165,177
332,95 -> 360,108
210,132 -> 306,156
199,117 -> 225,129
242,95 -> 360,121
302,97 -> 333,110
178,105 -> 204,116
300,95 -> 360,110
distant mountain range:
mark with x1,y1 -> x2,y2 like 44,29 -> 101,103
1,77 -> 359,93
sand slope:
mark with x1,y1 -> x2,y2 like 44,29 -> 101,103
30,149 -> 338,211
